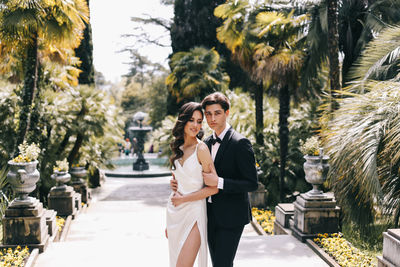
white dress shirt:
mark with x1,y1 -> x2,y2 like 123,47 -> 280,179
208,123 -> 230,203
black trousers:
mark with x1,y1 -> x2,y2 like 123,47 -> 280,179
207,209 -> 245,267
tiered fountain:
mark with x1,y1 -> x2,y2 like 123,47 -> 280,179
105,111 -> 170,178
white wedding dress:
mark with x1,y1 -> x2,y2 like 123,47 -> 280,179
166,143 -> 208,267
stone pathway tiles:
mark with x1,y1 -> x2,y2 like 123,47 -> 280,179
34,176 -> 328,267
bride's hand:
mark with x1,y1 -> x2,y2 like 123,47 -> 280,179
171,191 -> 185,207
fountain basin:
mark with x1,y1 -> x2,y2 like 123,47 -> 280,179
104,154 -> 171,178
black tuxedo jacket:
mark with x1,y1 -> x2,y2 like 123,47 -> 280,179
205,127 -> 258,228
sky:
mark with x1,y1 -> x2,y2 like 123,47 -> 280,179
90,1 -> 173,83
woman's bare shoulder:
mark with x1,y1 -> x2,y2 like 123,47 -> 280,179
196,141 -> 209,153
197,141 -> 211,159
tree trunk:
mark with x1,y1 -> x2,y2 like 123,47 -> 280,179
15,35 -> 39,155
39,124 -> 53,175
67,133 -> 84,167
27,65 -> 43,145
278,85 -> 290,202
255,82 -> 264,145
57,130 -> 72,156
327,0 -> 341,111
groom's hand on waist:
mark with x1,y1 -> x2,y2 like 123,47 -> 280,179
170,173 -> 178,191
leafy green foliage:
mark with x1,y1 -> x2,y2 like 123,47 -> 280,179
255,101 -> 319,206
0,81 -> 123,203
166,47 -> 230,102
0,0 -> 90,152
302,0 -> 400,89
0,165 -> 12,217
0,84 -> 18,164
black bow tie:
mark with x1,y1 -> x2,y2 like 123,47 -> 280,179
210,136 -> 222,145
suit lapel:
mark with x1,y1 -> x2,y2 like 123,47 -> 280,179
214,127 -> 234,167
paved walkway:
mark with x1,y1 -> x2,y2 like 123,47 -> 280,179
34,176 -> 328,267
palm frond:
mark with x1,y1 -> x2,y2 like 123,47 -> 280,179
348,25 -> 400,93
323,80 -> 400,226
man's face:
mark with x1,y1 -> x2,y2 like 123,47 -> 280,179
204,104 -> 229,133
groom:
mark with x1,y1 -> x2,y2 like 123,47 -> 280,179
172,92 -> 258,266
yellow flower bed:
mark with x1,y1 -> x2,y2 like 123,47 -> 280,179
313,233 -> 374,267
0,246 -> 30,267
251,207 -> 275,234
56,217 -> 65,232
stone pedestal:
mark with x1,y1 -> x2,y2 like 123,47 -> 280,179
74,192 -> 82,213
45,209 -> 58,237
2,198 -> 50,252
249,182 -> 267,208
377,229 -> 400,267
48,186 -> 77,217
274,203 -> 294,235
71,179 -> 91,205
291,193 -> 340,242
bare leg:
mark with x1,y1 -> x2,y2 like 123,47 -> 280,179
176,222 -> 201,267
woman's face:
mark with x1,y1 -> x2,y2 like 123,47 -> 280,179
184,110 -> 203,139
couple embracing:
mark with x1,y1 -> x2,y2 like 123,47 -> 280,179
166,92 -> 258,267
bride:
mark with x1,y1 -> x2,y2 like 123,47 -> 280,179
166,102 -> 218,267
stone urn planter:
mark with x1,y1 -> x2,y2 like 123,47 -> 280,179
48,170 -> 76,217
51,171 -> 71,191
303,149 -> 329,198
69,166 -> 90,205
70,166 -> 87,181
7,160 -> 40,207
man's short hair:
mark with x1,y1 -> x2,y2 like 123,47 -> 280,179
201,92 -> 230,111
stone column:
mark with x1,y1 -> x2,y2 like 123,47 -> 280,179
2,198 -> 50,252
377,229 -> 400,267
291,193 -> 340,242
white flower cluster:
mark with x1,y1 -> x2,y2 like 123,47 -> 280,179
13,141 -> 41,162
54,158 -> 69,172
300,136 -> 321,156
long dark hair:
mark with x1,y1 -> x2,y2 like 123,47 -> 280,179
170,102 -> 203,169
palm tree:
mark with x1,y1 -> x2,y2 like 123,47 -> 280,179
253,10 -> 308,202
327,0 -> 340,110
214,0 -> 265,145
0,0 -> 89,153
322,25 -> 400,229
166,46 -> 230,103
215,1 -> 310,201
66,85 -> 111,166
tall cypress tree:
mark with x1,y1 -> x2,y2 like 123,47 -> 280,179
75,0 -> 95,85
69,0 -> 94,167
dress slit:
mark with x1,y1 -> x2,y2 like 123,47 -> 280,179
175,217 -> 207,266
